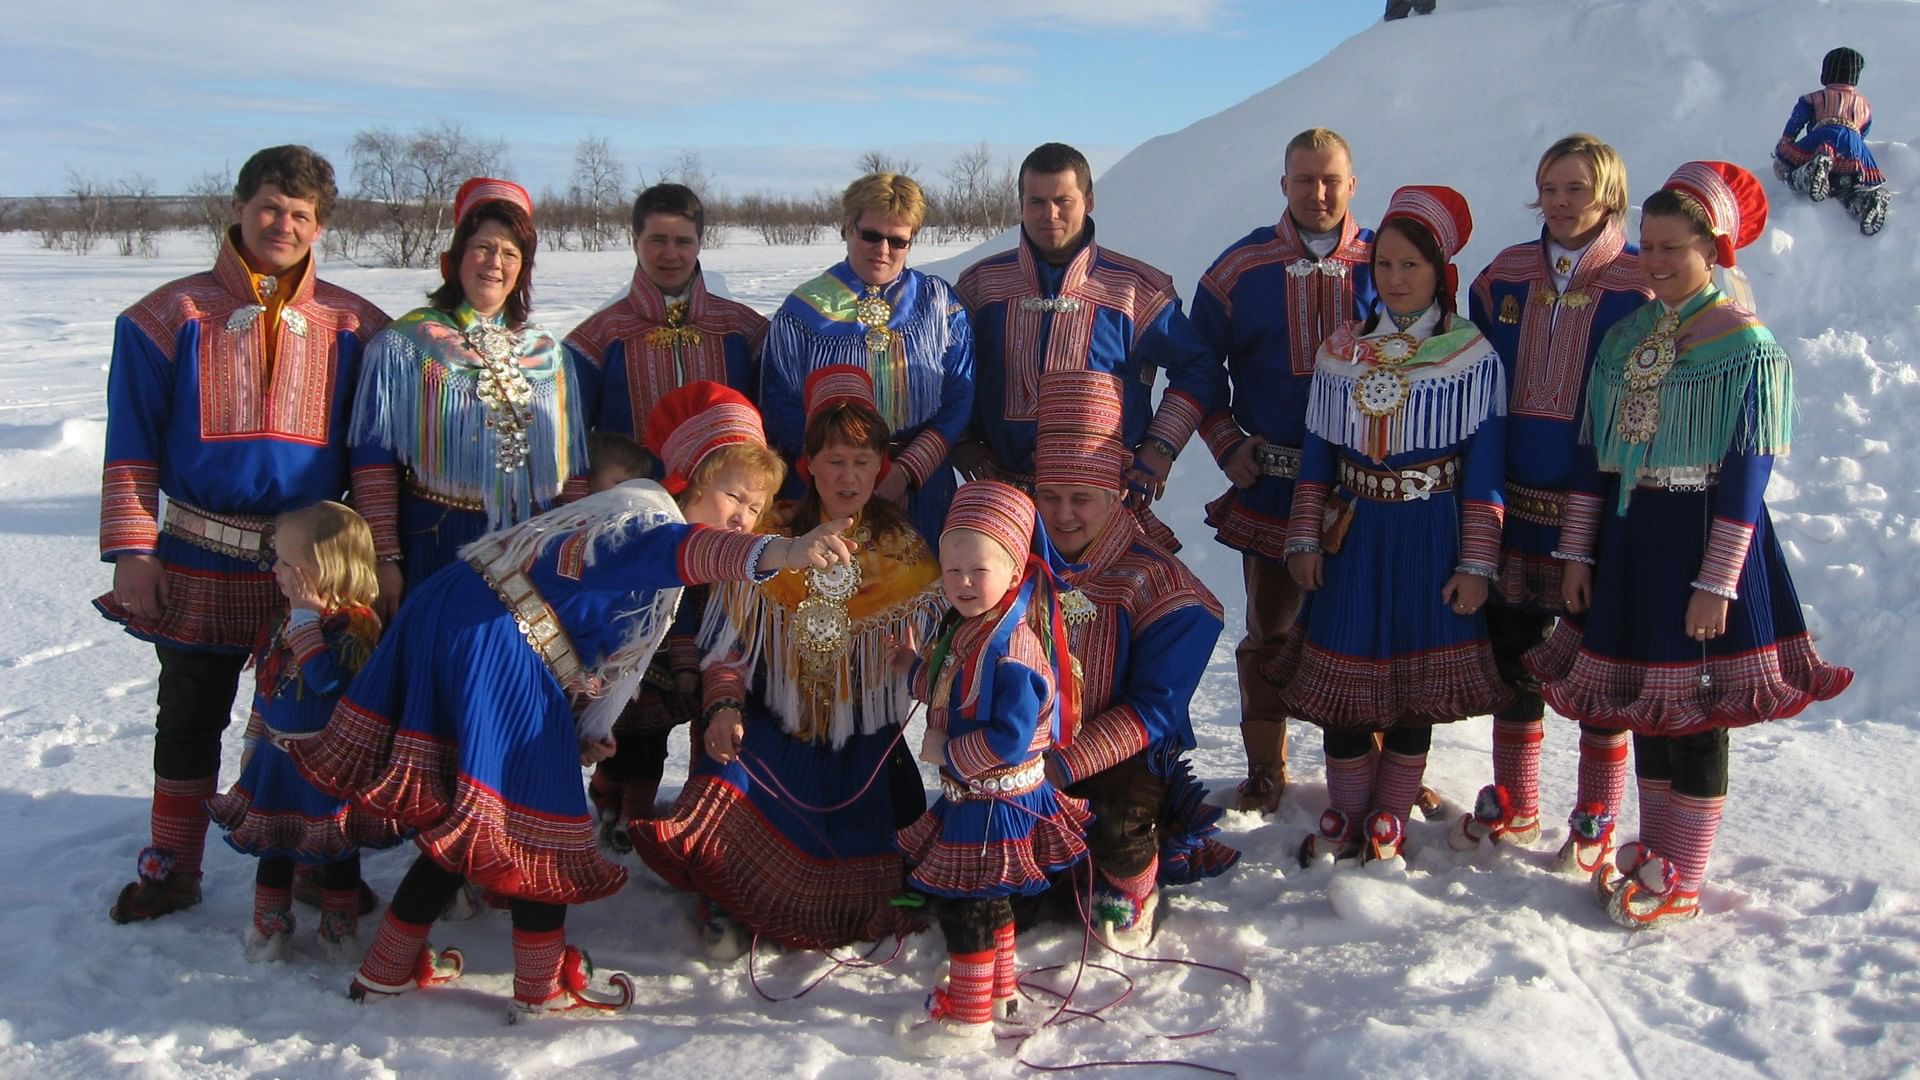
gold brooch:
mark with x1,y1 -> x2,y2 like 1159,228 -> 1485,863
1059,588 -> 1097,628
855,288 -> 893,352
1498,296 -> 1520,324
1366,333 -> 1420,366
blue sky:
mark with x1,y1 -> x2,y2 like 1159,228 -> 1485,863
4,1 -> 1377,198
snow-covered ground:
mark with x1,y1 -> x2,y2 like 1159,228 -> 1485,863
3,0 -> 1918,1075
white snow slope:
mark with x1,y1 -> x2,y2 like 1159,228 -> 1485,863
2,0 -> 1918,1076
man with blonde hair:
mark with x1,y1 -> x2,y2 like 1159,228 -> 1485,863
952,142 -> 1218,554
760,171 -> 973,542
1191,127 -> 1375,813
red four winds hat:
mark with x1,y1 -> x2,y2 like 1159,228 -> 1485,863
644,381 -> 766,495
1662,161 -> 1769,268
453,176 -> 534,229
1034,370 -> 1128,492
1381,184 -> 1474,296
797,364 -> 890,485
943,480 -> 1037,566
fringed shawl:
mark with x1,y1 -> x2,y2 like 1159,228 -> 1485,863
457,482 -> 686,742
701,507 -> 943,749
763,263 -> 959,435
1585,288 -> 1793,511
1307,308 -> 1507,461
353,305 -> 586,530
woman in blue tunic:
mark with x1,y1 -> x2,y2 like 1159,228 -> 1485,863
1266,186 -> 1511,867
1527,162 -> 1852,930
291,388 -> 856,1017
348,178 -> 588,616
634,365 -> 945,956
759,172 -> 974,545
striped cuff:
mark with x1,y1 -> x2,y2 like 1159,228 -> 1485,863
1553,491 -> 1601,564
1286,480 -> 1331,551
895,429 -> 951,488
1693,516 -> 1755,599
1053,707 -> 1148,786
666,634 -> 701,674
946,729 -> 1010,780
677,527 -> 776,586
702,664 -> 747,711
1200,411 -> 1248,465
558,474 -> 591,505
350,464 -> 403,560
1457,498 -> 1505,578
283,616 -> 328,665
1143,389 -> 1205,457
100,461 -> 161,558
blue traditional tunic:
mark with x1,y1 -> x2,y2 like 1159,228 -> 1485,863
290,484 -> 779,905
349,305 -> 588,589
95,232 -> 386,652
761,262 -> 973,543
565,265 -> 768,461
207,606 -> 404,861
635,505 -> 944,948
1775,84 -> 1885,188
1468,219 -> 1648,611
1192,214 -> 1376,559
1525,288 -> 1853,734
1266,307 -> 1512,729
897,595 -> 1091,899
1047,512 -> 1237,884
956,224 -> 1222,489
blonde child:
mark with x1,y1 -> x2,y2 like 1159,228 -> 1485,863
891,480 -> 1089,1057
291,382 -> 855,1019
207,501 -> 402,961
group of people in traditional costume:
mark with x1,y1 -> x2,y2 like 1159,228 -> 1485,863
94,69 -> 1857,1049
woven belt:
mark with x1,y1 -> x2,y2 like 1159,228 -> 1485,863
405,472 -> 487,512
465,536 -> 586,692
1505,481 -> 1565,526
1634,465 -> 1719,492
1817,116 -> 1860,131
1340,457 -> 1459,502
940,757 -> 1046,801
1255,442 -> 1302,479
163,500 -> 275,563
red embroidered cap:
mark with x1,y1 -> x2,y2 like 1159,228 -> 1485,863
1381,184 -> 1474,298
1662,161 -> 1768,268
453,176 -> 534,229
797,364 -> 890,485
645,381 -> 766,495
1034,370 -> 1128,492
943,480 -> 1037,566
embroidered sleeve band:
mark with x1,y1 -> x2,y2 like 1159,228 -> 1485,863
100,461 -> 161,558
677,527 -> 777,586
1201,411 -> 1248,465
1456,499 -> 1506,578
1143,389 -> 1205,456
895,428 -> 951,487
1053,706 -> 1149,786
1553,491 -> 1602,564
350,464 -> 403,560
1693,516 -> 1755,599
1286,480 -> 1331,552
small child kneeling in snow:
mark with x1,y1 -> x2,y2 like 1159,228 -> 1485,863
1773,45 -> 1892,235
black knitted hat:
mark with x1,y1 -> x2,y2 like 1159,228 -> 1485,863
1822,47 -> 1864,86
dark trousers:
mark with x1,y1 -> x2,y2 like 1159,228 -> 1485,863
1065,752 -> 1167,881
1326,725 -> 1432,759
154,644 -> 248,781
259,854 -> 361,891
937,896 -> 1014,954
388,852 -> 565,934
1634,729 -> 1730,798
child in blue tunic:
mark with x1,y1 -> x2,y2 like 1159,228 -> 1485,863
207,500 -> 401,962
1772,46 -> 1891,235
892,480 -> 1089,1057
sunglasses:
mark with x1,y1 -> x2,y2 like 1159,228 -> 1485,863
855,228 -> 912,251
